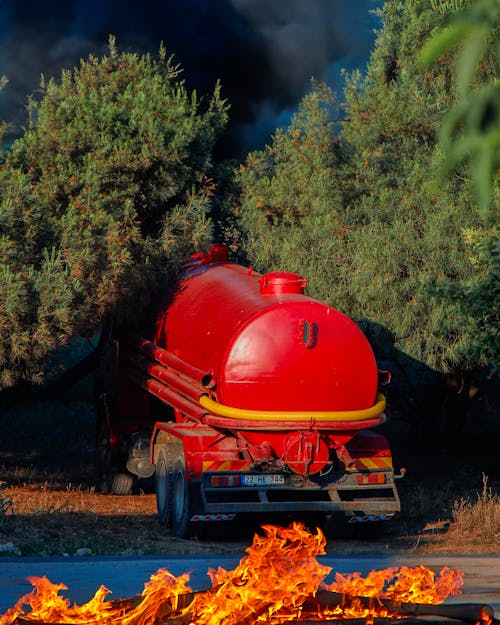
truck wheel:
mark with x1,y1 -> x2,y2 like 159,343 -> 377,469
109,472 -> 133,495
171,455 -> 204,539
156,446 -> 174,526
171,457 -> 192,538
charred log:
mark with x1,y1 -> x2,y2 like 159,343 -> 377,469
11,590 -> 498,625
307,591 -> 498,625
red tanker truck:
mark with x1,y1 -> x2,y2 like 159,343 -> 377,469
95,244 -> 402,537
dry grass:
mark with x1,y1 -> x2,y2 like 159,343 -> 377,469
448,474 -> 500,544
1,484 -> 247,557
6,484 -> 157,517
394,473 -> 500,555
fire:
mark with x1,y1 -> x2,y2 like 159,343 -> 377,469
193,523 -> 332,624
321,564 -> 464,620
326,564 -> 464,604
0,523 -> 464,625
0,570 -> 192,625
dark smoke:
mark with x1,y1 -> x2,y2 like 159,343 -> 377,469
0,0 -> 381,157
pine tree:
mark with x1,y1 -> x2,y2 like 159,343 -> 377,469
419,0 -> 499,379
236,82 -> 350,303
0,39 -> 228,389
236,0 -> 498,434
339,0 -> 498,375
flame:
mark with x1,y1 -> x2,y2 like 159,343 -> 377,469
323,564 -> 464,619
0,569 -> 192,625
192,522 -> 331,624
383,565 -> 464,604
326,563 -> 464,604
0,522 -> 464,625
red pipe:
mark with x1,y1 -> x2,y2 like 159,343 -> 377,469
123,352 -> 205,402
124,367 -> 208,422
126,334 -> 214,387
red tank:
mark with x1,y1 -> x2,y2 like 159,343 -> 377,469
99,245 -> 401,536
153,253 -> 378,414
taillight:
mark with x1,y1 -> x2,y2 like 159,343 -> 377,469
210,475 -> 242,487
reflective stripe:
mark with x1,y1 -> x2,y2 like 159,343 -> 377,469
360,458 -> 381,469
191,514 -> 236,522
202,460 -> 251,472
348,513 -> 394,523
355,456 -> 393,469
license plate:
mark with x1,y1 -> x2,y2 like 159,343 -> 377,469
242,474 -> 285,486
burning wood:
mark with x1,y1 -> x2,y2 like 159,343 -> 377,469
0,523 -> 497,625
306,592 -> 497,624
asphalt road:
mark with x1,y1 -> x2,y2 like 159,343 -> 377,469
0,554 -> 498,617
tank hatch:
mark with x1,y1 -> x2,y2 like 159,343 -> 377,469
259,272 -> 307,295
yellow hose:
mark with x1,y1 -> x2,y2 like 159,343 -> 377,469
199,393 -> 386,423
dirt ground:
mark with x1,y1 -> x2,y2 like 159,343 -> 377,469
3,478 -> 499,558
0,390 -> 499,558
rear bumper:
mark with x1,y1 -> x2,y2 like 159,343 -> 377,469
199,470 -> 400,519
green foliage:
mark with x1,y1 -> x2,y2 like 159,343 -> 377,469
237,0 -> 498,376
0,38 -> 228,389
419,0 -> 500,373
432,226 -> 500,371
236,82 -> 349,300
429,0 -> 469,12
420,0 -> 500,218
336,0 -> 494,372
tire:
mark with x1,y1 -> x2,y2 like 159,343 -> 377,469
171,453 -> 203,539
110,472 -> 134,495
171,457 -> 192,538
156,445 -> 175,526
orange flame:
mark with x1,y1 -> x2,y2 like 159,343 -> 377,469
0,569 -> 192,625
323,564 -> 464,619
0,523 -> 464,625
193,522 -> 331,624
327,563 -> 463,604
